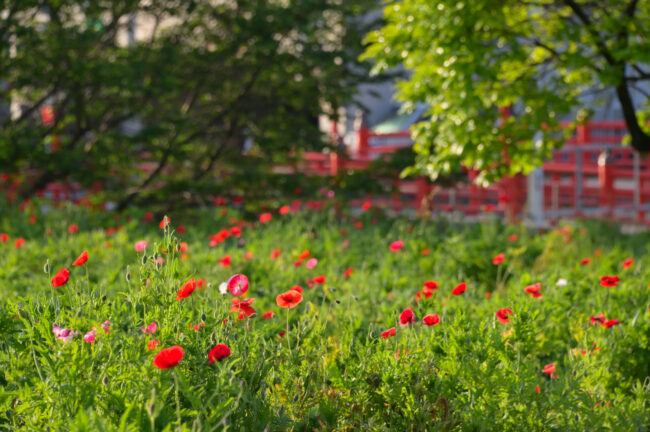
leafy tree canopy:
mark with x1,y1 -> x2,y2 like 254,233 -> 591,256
0,0 -> 376,208
363,0 -> 650,185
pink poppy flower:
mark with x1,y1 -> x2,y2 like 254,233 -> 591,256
305,258 -> 318,269
134,241 -> 148,252
84,331 -> 96,344
389,241 -> 404,251
142,322 -> 157,334
227,274 -> 249,296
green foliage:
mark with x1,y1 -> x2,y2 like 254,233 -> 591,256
0,0 -> 377,207
363,0 -> 650,185
0,202 -> 649,430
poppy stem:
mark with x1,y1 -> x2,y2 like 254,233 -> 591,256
286,308 -> 292,355
173,371 -> 181,428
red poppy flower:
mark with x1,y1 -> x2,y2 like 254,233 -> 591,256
354,221 -> 363,229
496,308 -> 513,324
159,217 -> 170,229
298,250 -> 311,260
492,253 -> 505,265
147,339 -> 159,351
399,309 -> 416,325
590,313 -> 606,325
14,238 -> 25,248
72,250 -> 88,266
451,282 -> 466,296
535,386 -> 540,395
28,215 -> 36,224
219,255 -> 232,267
542,363 -> 556,377
51,268 -> 70,288
389,240 -> 404,251
420,248 -> 430,256
227,274 -> 249,296
423,281 -> 438,292
294,260 -> 303,267
270,249 -> 281,259
259,213 -> 272,223
279,205 -> 290,215
278,331 -> 286,338
232,196 -> 243,204
276,290 -> 303,308
524,283 -> 543,298
208,344 -> 231,363
508,234 -> 518,242
484,204 -> 495,212
196,278 -> 207,288
622,258 -> 634,269
290,285 -> 303,293
0,233 -> 8,242
153,345 -> 184,369
68,224 -> 79,234
229,227 -> 242,237
243,251 -> 253,261
312,275 -> 326,284
176,279 -> 197,300
422,314 -> 440,326
262,311 -> 275,319
344,267 -> 353,278
600,276 -> 620,287
176,225 -> 186,234
603,319 -> 620,328
580,258 -> 591,265
362,201 -> 372,211
381,327 -> 396,339
230,298 -> 256,317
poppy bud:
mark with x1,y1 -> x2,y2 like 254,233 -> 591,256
201,313 -> 207,321
102,376 -> 109,386
102,295 -> 107,302
141,254 -> 148,265
43,259 -> 50,274
353,296 -> 359,301
335,300 -> 341,304
125,266 -> 131,282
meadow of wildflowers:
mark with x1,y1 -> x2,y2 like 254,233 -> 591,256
0,202 -> 648,431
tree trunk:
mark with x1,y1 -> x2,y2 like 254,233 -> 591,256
616,81 -> 650,152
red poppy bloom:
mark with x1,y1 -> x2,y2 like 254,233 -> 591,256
603,319 -> 620,328
580,258 -> 591,265
298,250 -> 310,260
176,225 -> 186,234
484,204 -> 495,212
344,267 -> 353,278
422,314 -> 440,326
354,221 -> 363,229
219,255 -> 232,267
600,276 -> 620,287
153,345 -> 184,369
14,238 -> 25,248
451,282 -> 466,296
176,279 -> 197,300
72,250 -> 88,266
535,385 -> 540,395
420,248 -> 430,256
0,233 -> 8,242
381,327 -> 396,339
389,240 -> 404,251
259,213 -> 272,223
294,260 -> 303,267
243,251 -> 253,261
262,311 -> 274,319
278,331 -> 286,338
230,298 -> 256,317
68,224 -> 79,234
542,363 -> 556,377
524,283 -> 543,298
508,234 -> 518,242
362,201 -> 372,211
279,205 -> 290,215
492,253 -> 505,265
270,249 -> 281,259
290,285 -> 303,293
196,278 -> 207,288
208,344 -> 231,363
423,281 -> 438,292
227,274 -> 249,296
496,308 -> 513,324
232,196 -> 243,204
229,227 -> 242,237
159,217 -> 170,229
590,313 -> 606,325
147,339 -> 159,351
399,309 -> 416,325
276,290 -> 303,308
622,258 -> 634,269
51,268 -> 70,288
312,275 -> 326,284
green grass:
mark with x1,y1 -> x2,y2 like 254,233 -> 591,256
0,202 -> 649,431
